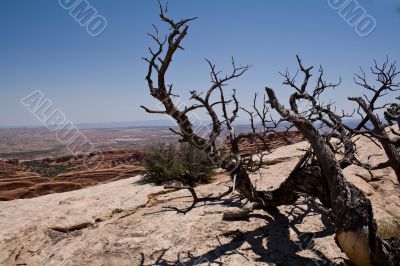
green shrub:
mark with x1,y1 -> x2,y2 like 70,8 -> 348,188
385,103 -> 400,126
22,161 -> 69,177
142,142 -> 214,185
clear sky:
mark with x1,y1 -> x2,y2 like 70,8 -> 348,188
1,0 -> 399,127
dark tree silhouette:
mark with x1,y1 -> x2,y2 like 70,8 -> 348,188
345,59 -> 400,182
141,3 -> 399,265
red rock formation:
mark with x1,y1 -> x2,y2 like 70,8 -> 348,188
0,150 -> 145,201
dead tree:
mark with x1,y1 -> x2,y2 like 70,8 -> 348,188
265,56 -> 400,265
141,2 -> 260,202
346,59 -> 400,182
141,4 -> 399,265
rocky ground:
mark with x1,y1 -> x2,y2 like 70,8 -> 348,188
0,132 -> 302,201
0,135 -> 399,265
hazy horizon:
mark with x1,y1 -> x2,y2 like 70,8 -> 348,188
1,0 -> 400,127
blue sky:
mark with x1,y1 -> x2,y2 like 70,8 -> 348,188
1,0 -> 399,127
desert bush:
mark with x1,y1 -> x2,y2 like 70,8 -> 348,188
142,142 -> 214,185
385,102 -> 400,126
22,161 -> 69,177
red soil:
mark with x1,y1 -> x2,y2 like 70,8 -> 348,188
0,132 -> 303,201
0,150 -> 145,201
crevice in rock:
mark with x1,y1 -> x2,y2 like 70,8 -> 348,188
49,222 -> 93,233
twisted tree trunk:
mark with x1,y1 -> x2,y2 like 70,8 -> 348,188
350,97 -> 400,183
266,88 -> 397,266
141,6 -> 399,264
